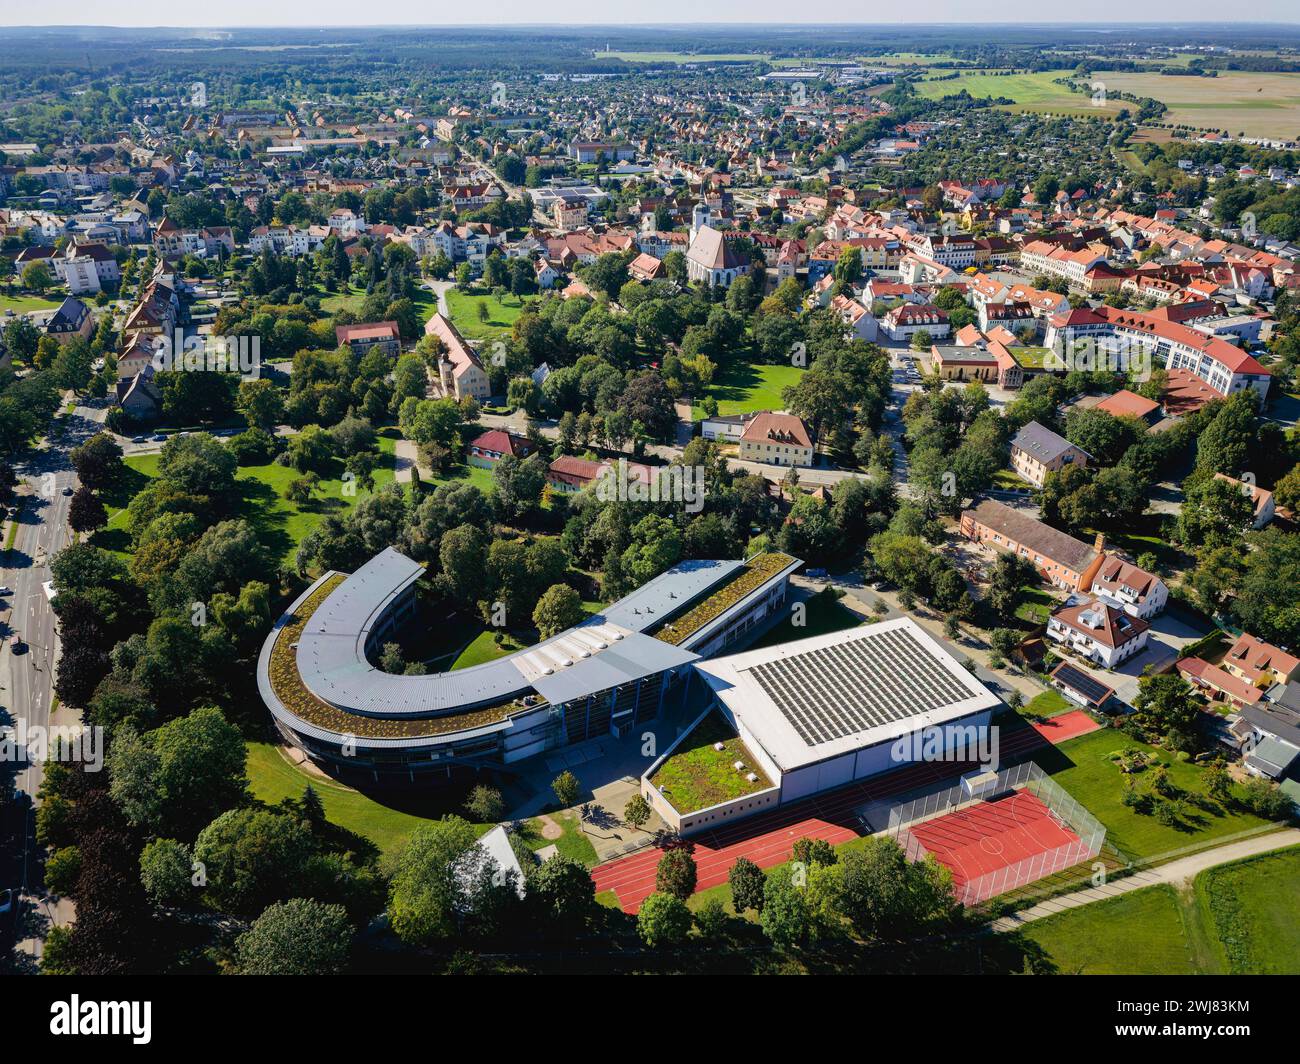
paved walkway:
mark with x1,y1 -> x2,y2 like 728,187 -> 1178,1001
990,827 -> 1300,933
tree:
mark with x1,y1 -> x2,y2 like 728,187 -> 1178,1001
464,785 -> 505,823
108,707 -> 248,840
655,847 -> 698,901
139,838 -> 194,908
236,378 -> 284,431
68,487 -> 108,534
527,854 -> 595,929
760,865 -> 810,948
22,260 -> 53,292
387,816 -> 482,944
70,433 -> 124,491
836,837 -> 954,940
637,892 -> 693,948
551,770 -> 581,807
532,583 -> 584,637
728,856 -> 766,913
1132,673 -> 1201,749
235,898 -> 352,975
623,794 -> 651,832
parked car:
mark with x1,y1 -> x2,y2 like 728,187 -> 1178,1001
0,888 -> 13,915
150,433 -> 167,442
0,587 -> 11,595
806,567 -> 829,579
131,435 -> 146,444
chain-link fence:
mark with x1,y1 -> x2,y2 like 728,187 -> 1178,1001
888,761 -> 1106,907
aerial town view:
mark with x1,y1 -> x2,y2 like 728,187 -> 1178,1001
0,6 -> 1298,1029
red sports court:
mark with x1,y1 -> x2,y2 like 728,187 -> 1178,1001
1029,709 -> 1100,745
907,789 -> 1079,902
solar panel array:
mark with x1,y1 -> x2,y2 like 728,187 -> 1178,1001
1051,663 -> 1112,704
745,627 -> 975,747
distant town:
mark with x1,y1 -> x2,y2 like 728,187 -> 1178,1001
0,20 -> 1298,986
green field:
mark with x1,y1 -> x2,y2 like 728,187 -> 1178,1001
1040,728 -> 1274,861
1022,689 -> 1071,718
1006,845 -> 1300,974
444,288 -> 537,341
1195,845 -> 1300,974
911,70 -> 1121,117
692,362 -> 805,420
1016,884 -> 1202,974
98,441 -> 396,564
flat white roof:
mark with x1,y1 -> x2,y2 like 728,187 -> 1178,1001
694,617 -> 1002,772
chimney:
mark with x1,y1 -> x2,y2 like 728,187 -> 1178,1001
1093,532 -> 1105,554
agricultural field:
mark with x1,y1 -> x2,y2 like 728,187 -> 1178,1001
910,70 -> 1121,118
1097,70 -> 1300,139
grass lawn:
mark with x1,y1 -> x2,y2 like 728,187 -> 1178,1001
649,710 -> 773,814
1014,585 -> 1056,627
96,447 -> 397,565
0,292 -> 63,315
449,628 -> 533,670
245,741 -> 490,856
691,362 -> 804,420
1022,689 -> 1072,718
1014,884 -> 1201,974
445,287 -> 537,341
513,809 -> 599,867
1037,728 -> 1274,862
992,468 -> 1030,491
1195,845 -> 1300,974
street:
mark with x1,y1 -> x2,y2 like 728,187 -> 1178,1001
0,400 -> 95,962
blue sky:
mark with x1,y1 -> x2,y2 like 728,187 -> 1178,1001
5,5 -> 1300,27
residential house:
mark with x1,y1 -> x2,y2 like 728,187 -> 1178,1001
335,321 -> 401,358
1009,421 -> 1090,488
737,412 -> 815,468
1047,599 -> 1150,670
468,429 -> 536,469
424,312 -> 491,402
1088,557 -> 1168,619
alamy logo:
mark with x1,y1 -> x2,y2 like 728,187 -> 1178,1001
890,723 -> 1000,771
50,996 -> 151,1044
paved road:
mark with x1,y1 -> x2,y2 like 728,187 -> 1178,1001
0,401 -> 96,961
990,827 -> 1300,933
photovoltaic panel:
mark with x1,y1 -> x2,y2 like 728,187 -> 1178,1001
745,627 -> 974,747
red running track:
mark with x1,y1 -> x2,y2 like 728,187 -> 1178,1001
591,715 -> 1049,912
1030,709 -> 1100,745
